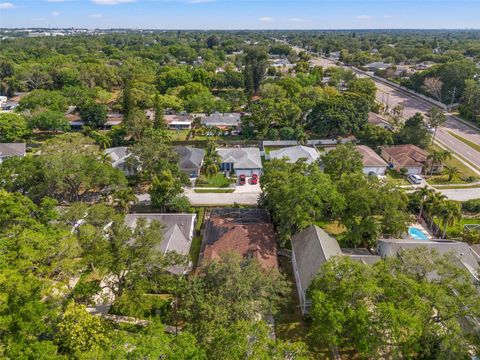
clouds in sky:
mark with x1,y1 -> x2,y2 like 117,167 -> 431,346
88,13 -> 103,18
356,15 -> 372,20
0,2 -> 15,9
51,10 -> 61,16
258,16 -> 273,23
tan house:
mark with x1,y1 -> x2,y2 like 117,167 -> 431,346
380,144 -> 429,175
356,145 -> 388,176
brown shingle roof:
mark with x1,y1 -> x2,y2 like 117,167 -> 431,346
202,209 -> 278,270
356,145 -> 388,167
382,144 -> 428,167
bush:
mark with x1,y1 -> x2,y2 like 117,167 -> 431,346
110,291 -> 172,320
70,279 -> 101,305
462,199 -> 480,213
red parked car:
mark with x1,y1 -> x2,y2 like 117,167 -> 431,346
251,174 -> 259,185
239,174 -> 246,185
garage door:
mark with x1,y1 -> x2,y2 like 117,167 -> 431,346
235,169 -> 253,177
363,166 -> 386,176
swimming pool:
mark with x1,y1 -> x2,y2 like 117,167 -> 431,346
408,227 -> 429,241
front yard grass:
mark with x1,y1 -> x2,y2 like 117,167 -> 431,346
385,169 -> 410,186
427,145 -> 479,185
195,174 -> 232,188
168,129 -> 190,141
315,220 -> 346,236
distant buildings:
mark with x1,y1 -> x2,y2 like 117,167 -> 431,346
201,113 -> 241,129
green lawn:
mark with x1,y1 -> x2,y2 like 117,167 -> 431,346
435,217 -> 480,237
168,129 -> 190,141
195,174 -> 232,188
427,145 -> 479,185
315,220 -> 346,236
447,131 -> 480,153
385,169 -> 410,186
194,189 -> 234,193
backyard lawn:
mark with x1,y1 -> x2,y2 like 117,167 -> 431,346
435,217 -> 480,237
195,174 -> 233,188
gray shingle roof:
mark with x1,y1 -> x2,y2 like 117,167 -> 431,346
104,147 -> 129,169
269,146 -> 319,164
217,147 -> 262,169
125,213 -> 196,274
0,143 -> 26,158
291,225 -> 342,294
175,146 -> 205,171
201,113 -> 241,127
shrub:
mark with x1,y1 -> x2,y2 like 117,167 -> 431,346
462,199 -> 480,213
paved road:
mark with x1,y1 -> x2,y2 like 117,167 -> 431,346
299,48 -> 480,171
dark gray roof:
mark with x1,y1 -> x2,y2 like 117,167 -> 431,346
175,146 -> 205,171
125,213 -> 196,274
291,225 -> 342,294
0,143 -> 26,157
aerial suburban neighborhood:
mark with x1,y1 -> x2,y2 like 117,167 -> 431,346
1,1 -> 480,358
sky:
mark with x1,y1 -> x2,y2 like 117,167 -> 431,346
0,0 -> 479,30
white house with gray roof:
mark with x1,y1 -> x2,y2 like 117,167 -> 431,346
104,147 -> 134,175
268,145 -> 319,165
201,113 -> 241,128
125,213 -> 196,275
0,143 -> 26,164
217,147 -> 263,176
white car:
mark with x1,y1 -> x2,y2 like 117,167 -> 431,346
408,174 -> 423,185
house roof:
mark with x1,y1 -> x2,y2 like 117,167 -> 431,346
201,113 -> 241,127
291,225 -> 343,294
365,62 -> 391,70
164,114 -> 193,124
0,143 -> 26,157
356,145 -> 388,167
175,146 -> 205,171
125,213 -> 196,274
217,147 -> 262,169
269,146 -> 319,164
104,147 -> 129,168
377,238 -> 479,280
381,144 -> 428,168
368,112 -> 392,128
201,208 -> 278,269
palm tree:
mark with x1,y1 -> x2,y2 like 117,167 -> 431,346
112,188 -> 137,213
416,186 -> 435,220
443,166 -> 460,182
424,192 -> 446,227
428,150 -> 451,176
202,157 -> 219,179
438,201 -> 462,239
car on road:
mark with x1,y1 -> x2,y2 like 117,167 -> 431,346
239,174 -> 246,185
408,174 -> 423,185
251,174 -> 258,185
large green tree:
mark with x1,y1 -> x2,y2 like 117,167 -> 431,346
0,112 -> 30,142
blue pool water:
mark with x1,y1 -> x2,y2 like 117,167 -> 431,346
408,227 -> 429,241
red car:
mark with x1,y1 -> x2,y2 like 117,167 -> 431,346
251,174 -> 259,185
239,174 -> 246,185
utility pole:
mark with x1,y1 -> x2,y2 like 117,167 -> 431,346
449,87 -> 457,110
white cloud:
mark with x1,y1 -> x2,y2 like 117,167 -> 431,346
0,2 -> 15,9
258,16 -> 274,23
382,15 -> 393,19
89,13 -> 103,18
51,10 -> 61,16
356,15 -> 372,20
91,0 -> 136,5
289,18 -> 305,23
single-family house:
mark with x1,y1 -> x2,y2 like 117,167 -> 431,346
201,113 -> 241,129
367,112 -> 394,130
201,208 -> 278,270
175,146 -> 205,178
356,145 -> 389,176
364,62 -> 391,72
104,147 -> 133,175
165,114 -> 193,130
290,225 -> 381,314
268,145 -> 319,164
125,213 -> 197,275
0,143 -> 26,164
217,147 -> 263,176
381,144 -> 429,175
291,225 -> 342,314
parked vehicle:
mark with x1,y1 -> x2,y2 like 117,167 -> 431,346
251,174 -> 258,185
408,174 -> 423,184
239,174 -> 246,185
